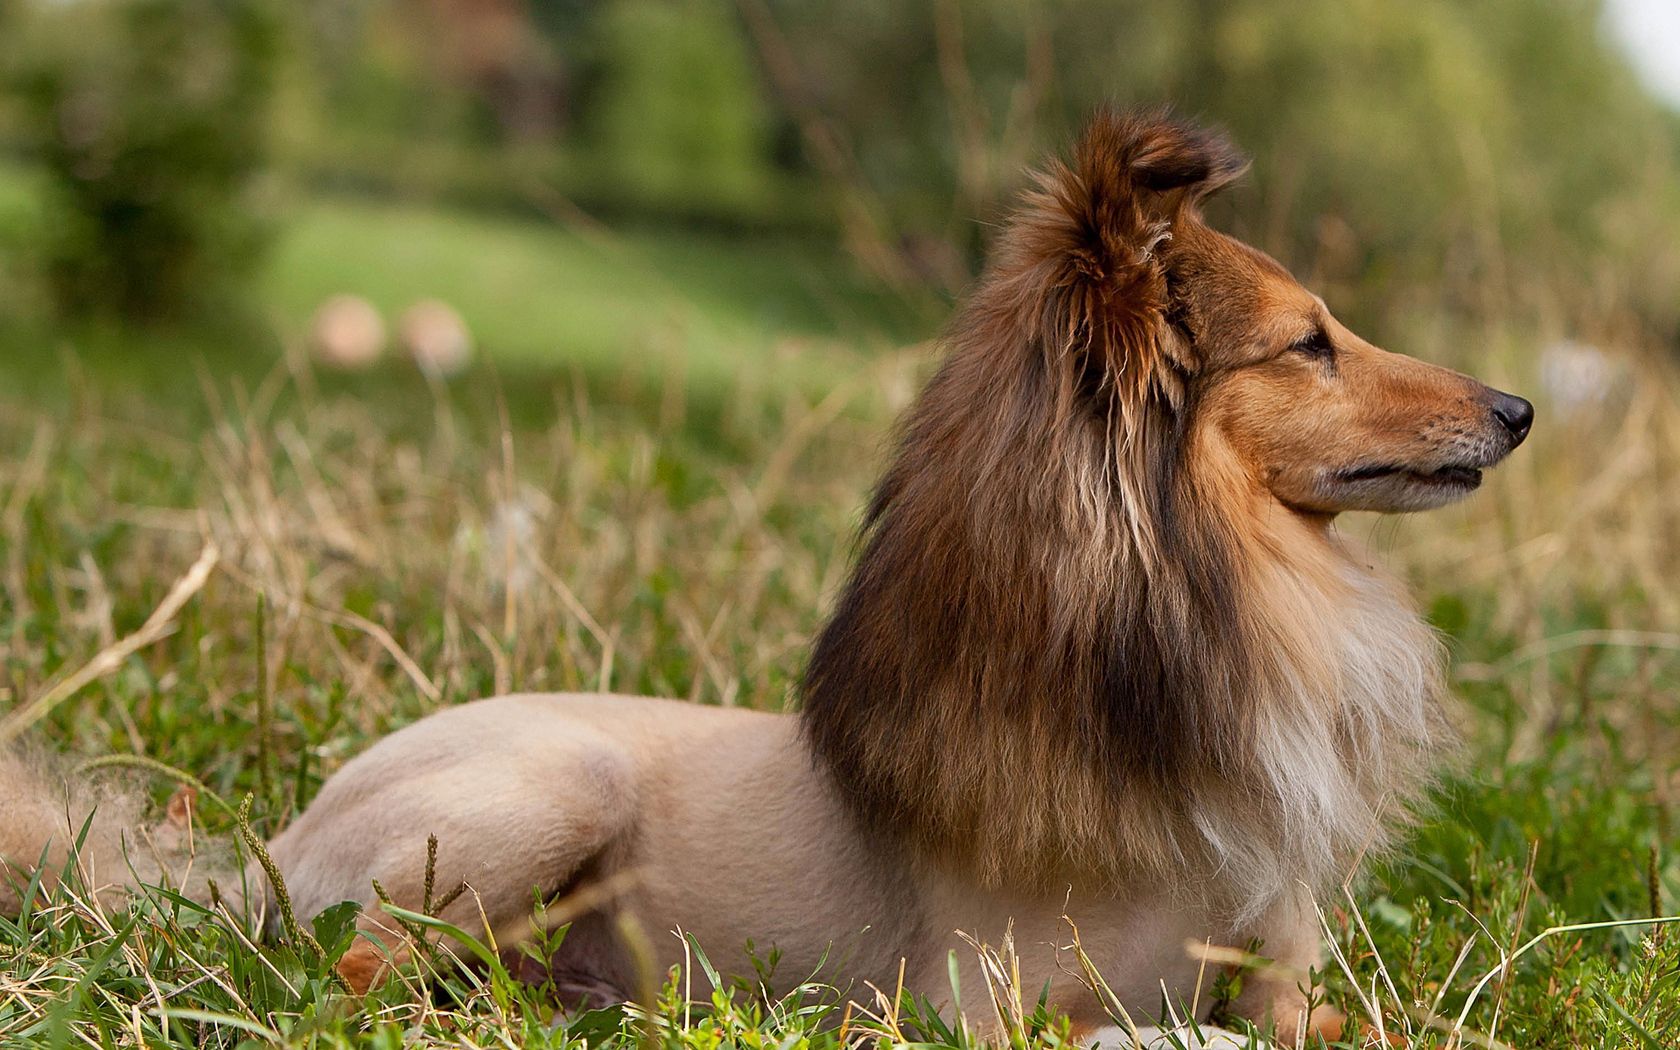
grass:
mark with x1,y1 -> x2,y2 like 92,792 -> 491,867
260,193 -> 925,396
3,190 -> 1680,1047
0,156 -> 925,430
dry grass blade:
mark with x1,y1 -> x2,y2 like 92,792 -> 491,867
0,541 -> 220,747
215,561 -> 442,704
955,923 -> 1026,1042
1058,913 -> 1144,1047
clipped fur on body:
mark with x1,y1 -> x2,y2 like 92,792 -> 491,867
800,111 -> 1451,918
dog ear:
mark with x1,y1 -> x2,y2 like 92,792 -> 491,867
1049,109 -> 1245,285
1119,116 -> 1248,196
1009,110 -> 1246,399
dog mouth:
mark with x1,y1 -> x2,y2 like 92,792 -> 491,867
1335,462 -> 1484,490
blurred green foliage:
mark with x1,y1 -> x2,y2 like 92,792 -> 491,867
0,0 -> 1677,334
584,0 -> 775,218
4,0 -> 279,323
761,0 -> 1680,327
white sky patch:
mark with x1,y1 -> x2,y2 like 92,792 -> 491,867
1605,0 -> 1680,106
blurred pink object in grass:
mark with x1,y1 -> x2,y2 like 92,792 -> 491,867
309,294 -> 386,369
398,299 -> 474,377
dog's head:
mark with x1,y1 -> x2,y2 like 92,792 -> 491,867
1169,221 -> 1531,514
1028,111 -> 1531,517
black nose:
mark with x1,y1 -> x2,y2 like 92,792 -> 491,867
1490,391 -> 1533,444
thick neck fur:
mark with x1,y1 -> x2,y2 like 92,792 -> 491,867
799,114 -> 1450,920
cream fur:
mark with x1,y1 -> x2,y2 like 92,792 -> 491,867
260,692 -> 1306,1033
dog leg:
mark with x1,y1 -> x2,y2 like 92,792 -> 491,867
266,740 -> 637,993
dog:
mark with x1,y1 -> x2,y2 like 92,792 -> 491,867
2,111 -> 1531,1047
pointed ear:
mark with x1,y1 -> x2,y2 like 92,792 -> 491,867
1007,110 -> 1247,399
1118,115 -> 1248,196
1050,110 -> 1246,283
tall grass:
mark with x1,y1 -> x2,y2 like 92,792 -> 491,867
3,265 -> 1680,1045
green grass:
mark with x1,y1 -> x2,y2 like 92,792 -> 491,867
3,187 -> 1680,1047
261,193 -> 925,395
0,157 -> 929,435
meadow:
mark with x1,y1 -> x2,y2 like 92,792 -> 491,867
3,181 -> 1680,1050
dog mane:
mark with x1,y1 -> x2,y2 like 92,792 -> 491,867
799,111 -> 1449,919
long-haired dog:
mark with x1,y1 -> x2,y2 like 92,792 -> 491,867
2,112 -> 1531,1046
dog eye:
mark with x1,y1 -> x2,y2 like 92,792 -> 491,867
1291,328 -> 1334,359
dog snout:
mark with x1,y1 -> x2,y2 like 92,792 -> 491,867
1489,390 -> 1533,446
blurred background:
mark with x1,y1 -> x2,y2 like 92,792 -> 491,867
1,0 -> 1678,395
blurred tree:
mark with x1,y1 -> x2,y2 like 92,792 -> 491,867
6,0 -> 1677,335
8,0 -> 280,323
756,0 -> 1680,331
421,0 -> 565,142
583,0 -> 774,217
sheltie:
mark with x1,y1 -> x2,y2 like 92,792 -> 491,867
2,110 -> 1532,1047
